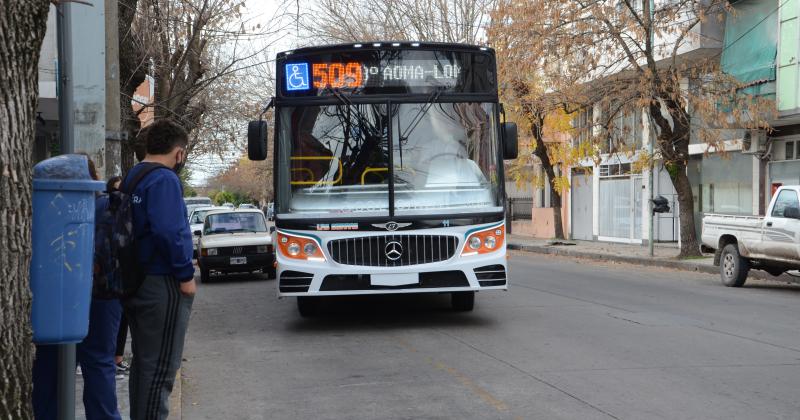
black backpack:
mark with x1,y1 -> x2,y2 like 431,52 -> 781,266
93,163 -> 167,299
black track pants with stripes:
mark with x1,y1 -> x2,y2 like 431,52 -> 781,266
126,275 -> 193,420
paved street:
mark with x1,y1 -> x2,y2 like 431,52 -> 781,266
181,253 -> 800,419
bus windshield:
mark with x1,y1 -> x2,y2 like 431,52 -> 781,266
393,102 -> 499,216
276,102 -> 500,217
277,104 -> 391,217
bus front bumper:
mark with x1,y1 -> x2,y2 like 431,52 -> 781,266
276,251 -> 508,297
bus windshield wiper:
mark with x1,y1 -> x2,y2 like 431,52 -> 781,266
397,87 -> 444,167
399,87 -> 444,141
329,89 -> 370,124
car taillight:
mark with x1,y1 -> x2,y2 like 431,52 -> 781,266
461,225 -> 505,256
277,232 -> 325,261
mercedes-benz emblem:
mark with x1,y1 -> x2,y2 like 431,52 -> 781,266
371,221 -> 412,231
385,241 -> 403,261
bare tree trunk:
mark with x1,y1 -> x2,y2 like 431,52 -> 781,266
669,160 -> 701,258
550,186 -> 564,240
119,0 -> 145,173
649,98 -> 702,258
0,0 -> 51,417
530,115 -> 565,239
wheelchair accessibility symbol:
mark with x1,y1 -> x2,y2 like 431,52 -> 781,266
285,63 -> 310,91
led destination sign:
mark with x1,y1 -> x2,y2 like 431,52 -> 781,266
309,61 -> 462,89
279,49 -> 495,96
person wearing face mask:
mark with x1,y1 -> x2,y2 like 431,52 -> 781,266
121,119 -> 196,420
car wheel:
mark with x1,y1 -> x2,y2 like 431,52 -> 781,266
297,297 -> 319,318
200,267 -> 210,284
266,266 -> 276,279
720,244 -> 749,287
451,291 -> 475,311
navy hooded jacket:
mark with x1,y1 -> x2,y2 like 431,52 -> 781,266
124,163 -> 194,282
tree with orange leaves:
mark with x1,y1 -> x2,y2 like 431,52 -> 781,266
489,0 -> 774,256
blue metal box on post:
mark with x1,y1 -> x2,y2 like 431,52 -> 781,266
31,154 -> 104,342
30,154 -> 104,419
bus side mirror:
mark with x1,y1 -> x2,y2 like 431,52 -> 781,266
248,120 -> 268,161
502,122 -> 518,160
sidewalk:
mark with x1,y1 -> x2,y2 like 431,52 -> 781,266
76,365 -> 181,419
507,235 -> 797,282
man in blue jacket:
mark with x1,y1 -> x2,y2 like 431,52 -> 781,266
123,119 -> 196,420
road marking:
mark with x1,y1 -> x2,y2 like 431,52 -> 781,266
395,338 -> 510,414
432,360 -> 509,412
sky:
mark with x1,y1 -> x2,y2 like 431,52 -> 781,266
187,0 -> 300,185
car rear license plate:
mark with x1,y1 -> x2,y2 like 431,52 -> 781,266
230,257 -> 247,265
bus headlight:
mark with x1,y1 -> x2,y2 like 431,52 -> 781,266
277,232 -> 326,261
461,225 -> 505,256
469,236 -> 482,250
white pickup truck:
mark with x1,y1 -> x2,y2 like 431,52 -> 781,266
702,185 -> 800,287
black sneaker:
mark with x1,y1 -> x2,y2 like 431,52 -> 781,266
116,361 -> 130,374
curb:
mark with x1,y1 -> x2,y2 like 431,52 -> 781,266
508,242 -> 797,282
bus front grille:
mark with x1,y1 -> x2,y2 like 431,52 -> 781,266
327,235 -> 459,267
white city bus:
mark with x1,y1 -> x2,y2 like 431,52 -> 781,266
247,42 -> 518,316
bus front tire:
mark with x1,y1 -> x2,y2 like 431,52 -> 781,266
451,291 -> 475,311
297,297 -> 319,317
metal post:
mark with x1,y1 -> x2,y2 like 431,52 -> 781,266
56,1 -> 74,155
648,0 -> 655,257
57,344 -> 76,420
105,0 -> 123,178
57,3 -> 77,420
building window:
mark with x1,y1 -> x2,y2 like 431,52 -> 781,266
572,107 -> 593,148
599,163 -> 631,177
784,140 -> 797,160
610,108 -> 642,151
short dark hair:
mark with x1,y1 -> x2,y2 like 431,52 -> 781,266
134,125 -> 151,162
145,119 -> 188,155
106,176 -> 122,193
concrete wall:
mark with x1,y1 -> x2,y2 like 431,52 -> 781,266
531,205 -> 569,239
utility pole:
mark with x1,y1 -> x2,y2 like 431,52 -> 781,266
56,4 -> 77,417
648,0 -> 655,257
55,1 -> 106,417
105,0 -> 123,178
57,1 -> 74,156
